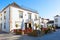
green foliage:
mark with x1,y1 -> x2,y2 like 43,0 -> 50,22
47,26 -> 51,29
35,23 -> 40,30
15,31 -> 22,35
41,28 -> 52,34
47,26 -> 56,32
15,24 -> 18,27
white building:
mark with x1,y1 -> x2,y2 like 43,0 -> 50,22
0,2 -> 40,32
0,13 -> 2,31
40,18 -> 49,28
54,15 -> 60,28
47,20 -> 54,27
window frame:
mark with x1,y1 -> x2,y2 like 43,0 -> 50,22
55,18 -> 58,22
35,14 -> 37,20
4,23 -> 6,29
28,13 -> 31,19
19,11 -> 23,18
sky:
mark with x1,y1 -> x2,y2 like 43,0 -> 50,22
0,0 -> 60,20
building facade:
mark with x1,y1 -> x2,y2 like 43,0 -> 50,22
40,18 -> 49,28
0,2 -> 50,33
47,20 -> 54,27
0,3 -> 40,32
0,13 -> 2,31
54,15 -> 60,28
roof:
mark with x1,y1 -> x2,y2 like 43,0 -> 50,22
55,15 -> 60,17
41,18 -> 49,20
47,21 -> 54,24
0,2 -> 38,13
41,18 -> 44,19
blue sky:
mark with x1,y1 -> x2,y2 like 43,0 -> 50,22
0,0 -> 60,20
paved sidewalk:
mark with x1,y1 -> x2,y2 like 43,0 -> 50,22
0,34 -> 21,40
0,29 -> 60,40
0,31 -> 22,40
18,29 -> 60,40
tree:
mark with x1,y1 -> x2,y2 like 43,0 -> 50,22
35,23 -> 40,30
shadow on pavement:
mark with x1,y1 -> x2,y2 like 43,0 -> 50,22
0,31 -> 9,34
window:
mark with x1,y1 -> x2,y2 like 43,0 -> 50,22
41,18 -> 44,23
1,23 -> 2,27
41,25 -> 43,28
42,21 -> 44,23
1,18 -> 2,20
55,24 -> 58,27
0,23 -> 2,28
42,20 -> 44,23
19,11 -> 23,18
55,18 -> 58,22
4,11 -> 6,20
4,23 -> 6,29
35,15 -> 37,20
4,11 -> 6,13
4,16 -> 6,19
28,13 -> 31,19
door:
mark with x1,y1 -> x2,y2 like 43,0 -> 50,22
29,23 -> 31,28
25,23 -> 27,29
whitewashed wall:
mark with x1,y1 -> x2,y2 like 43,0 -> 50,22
10,7 -> 23,31
0,13 -> 2,31
0,5 -> 40,32
10,6 -> 39,31
44,19 -> 49,28
1,7 -> 10,32
40,18 -> 49,28
54,17 -> 60,27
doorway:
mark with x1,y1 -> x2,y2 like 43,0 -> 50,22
29,23 -> 31,28
25,23 -> 27,29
